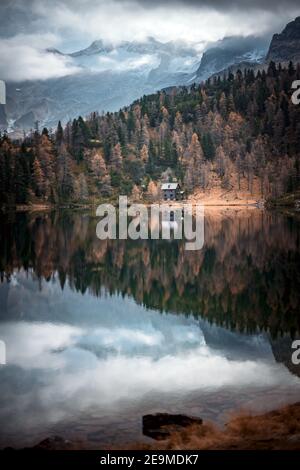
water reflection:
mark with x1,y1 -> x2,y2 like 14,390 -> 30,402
1,208 -> 300,336
0,208 -> 300,448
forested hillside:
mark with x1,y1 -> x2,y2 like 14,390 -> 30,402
1,61 -> 300,206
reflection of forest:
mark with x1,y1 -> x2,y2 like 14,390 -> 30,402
1,209 -> 300,337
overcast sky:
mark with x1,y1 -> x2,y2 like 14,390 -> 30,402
1,0 -> 300,81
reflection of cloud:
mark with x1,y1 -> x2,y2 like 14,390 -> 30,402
1,309 -> 300,446
54,348 -> 296,407
1,278 -> 300,446
88,327 -> 164,348
1,322 -> 81,369
1,318 -> 298,402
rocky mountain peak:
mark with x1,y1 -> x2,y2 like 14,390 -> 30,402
266,16 -> 300,62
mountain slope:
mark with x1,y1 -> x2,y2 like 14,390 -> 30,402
5,37 -> 200,132
0,105 -> 7,130
4,17 -> 300,133
266,16 -> 300,63
4,34 -> 271,132
1,61 -> 300,214
201,17 -> 300,85
195,35 -> 269,83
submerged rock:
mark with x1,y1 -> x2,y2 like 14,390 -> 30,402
142,413 -> 203,440
34,436 -> 73,450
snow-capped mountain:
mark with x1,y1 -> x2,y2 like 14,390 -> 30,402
3,33 -> 275,132
4,16 -> 300,133
6,37 -> 201,131
69,37 -> 200,70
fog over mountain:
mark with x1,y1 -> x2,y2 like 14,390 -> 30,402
4,33 -> 270,131
0,1 -> 300,131
5,37 -> 200,130
1,0 -> 297,81
195,35 -> 269,82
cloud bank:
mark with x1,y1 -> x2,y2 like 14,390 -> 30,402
0,34 -> 81,82
0,0 -> 299,81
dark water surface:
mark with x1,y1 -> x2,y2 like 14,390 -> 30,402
0,208 -> 300,448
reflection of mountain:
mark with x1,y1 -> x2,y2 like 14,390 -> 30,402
0,209 -> 300,337
1,291 -> 298,450
1,209 -> 300,449
0,271 -> 273,363
199,319 -> 272,361
270,335 -> 300,378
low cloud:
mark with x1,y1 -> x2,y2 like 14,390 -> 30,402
90,53 -> 159,73
0,34 -> 81,82
122,0 -> 300,12
37,1 -> 295,46
0,0 -> 300,81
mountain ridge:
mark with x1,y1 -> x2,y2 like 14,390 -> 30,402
195,35 -> 269,83
3,17 -> 300,134
266,16 -> 300,63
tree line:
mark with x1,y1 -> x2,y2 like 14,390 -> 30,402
1,61 -> 300,206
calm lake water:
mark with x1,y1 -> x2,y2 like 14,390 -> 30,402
0,208 -> 300,448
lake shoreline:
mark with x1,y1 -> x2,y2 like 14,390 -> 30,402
129,401 -> 300,451
9,401 -> 300,451
3,188 -> 300,213
1,200 -> 264,213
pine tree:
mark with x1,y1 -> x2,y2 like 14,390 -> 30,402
131,184 -> 141,202
57,144 -> 74,199
74,173 -> 89,200
56,121 -> 64,146
33,157 -> 44,197
140,144 -> 149,163
111,143 -> 123,172
146,180 -> 159,202
38,133 -> 56,201
90,151 -> 107,179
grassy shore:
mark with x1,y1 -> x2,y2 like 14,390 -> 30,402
119,402 -> 300,451
26,402 -> 300,450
